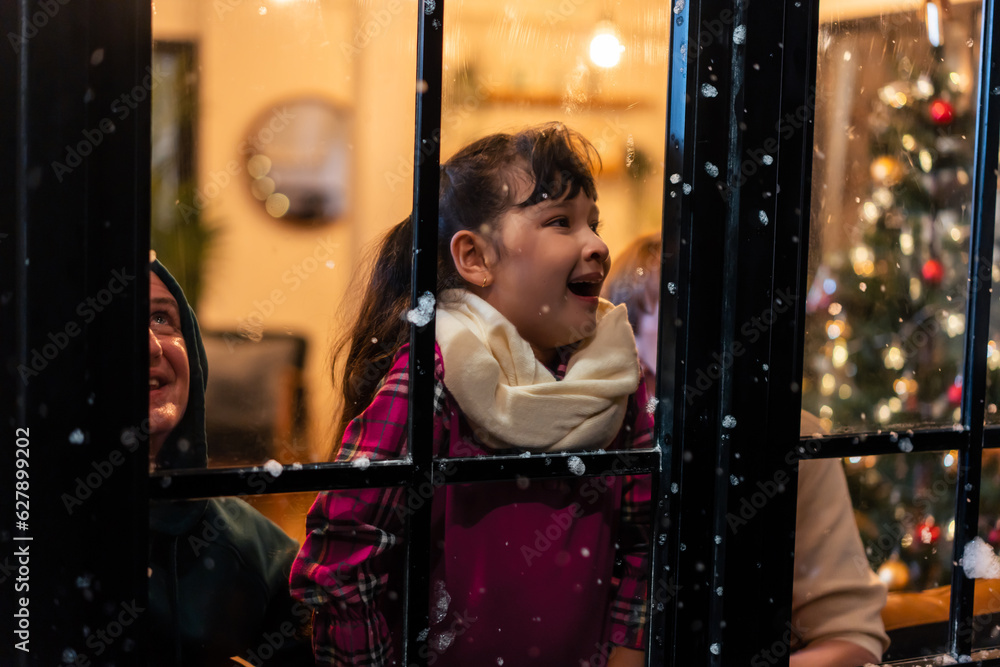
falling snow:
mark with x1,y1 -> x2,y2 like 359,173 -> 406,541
704,162 -> 720,177
733,25 -> 746,44
701,83 -> 719,98
352,456 -> 371,470
264,459 -> 283,476
962,537 -> 1000,579
567,456 -> 586,476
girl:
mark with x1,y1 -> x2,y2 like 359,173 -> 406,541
290,123 -> 651,667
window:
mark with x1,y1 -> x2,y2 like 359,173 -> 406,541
4,0 -> 999,664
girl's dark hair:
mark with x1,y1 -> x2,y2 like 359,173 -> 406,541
332,123 -> 601,450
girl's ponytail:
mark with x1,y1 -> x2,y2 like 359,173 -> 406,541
333,216 -> 414,448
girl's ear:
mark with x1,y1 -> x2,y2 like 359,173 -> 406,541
450,230 -> 494,289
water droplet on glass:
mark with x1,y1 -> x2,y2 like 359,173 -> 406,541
758,210 -> 769,225
730,474 -> 739,486
432,630 -> 454,652
716,586 -> 724,596
406,291 -> 436,326
431,580 -> 451,623
714,535 -> 722,544
62,648 -> 78,664
671,482 -> 679,494
899,438 -> 913,453
710,642 -> 721,655
69,428 -> 85,445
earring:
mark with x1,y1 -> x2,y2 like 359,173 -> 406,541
482,276 -> 488,288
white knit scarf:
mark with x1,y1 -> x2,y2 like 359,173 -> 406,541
435,289 -> 640,452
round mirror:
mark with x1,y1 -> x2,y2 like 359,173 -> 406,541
244,99 -> 351,225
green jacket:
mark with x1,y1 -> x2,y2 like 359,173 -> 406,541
148,259 -> 310,665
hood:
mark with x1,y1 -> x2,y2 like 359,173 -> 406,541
151,258 -> 209,471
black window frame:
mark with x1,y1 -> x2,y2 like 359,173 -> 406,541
3,0 -> 1000,665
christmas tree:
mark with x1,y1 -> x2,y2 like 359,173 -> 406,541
803,12 -> 980,590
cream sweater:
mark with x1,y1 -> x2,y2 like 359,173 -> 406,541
793,411 -> 891,659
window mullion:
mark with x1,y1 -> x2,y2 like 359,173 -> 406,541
949,0 -> 1000,655
404,0 -> 443,662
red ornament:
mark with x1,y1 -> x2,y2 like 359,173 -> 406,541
916,517 -> 941,545
922,258 -> 944,285
929,99 -> 954,124
948,382 -> 963,404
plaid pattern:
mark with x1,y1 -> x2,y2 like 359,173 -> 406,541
290,344 -> 652,665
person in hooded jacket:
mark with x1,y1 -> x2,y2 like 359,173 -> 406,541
148,257 -> 311,666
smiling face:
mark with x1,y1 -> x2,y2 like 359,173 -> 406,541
481,179 -> 610,363
149,272 -> 190,459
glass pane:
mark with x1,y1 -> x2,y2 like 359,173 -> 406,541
152,0 -> 417,468
803,2 -> 982,433
973,450 -> 1000,650
835,451 -> 958,661
438,0 -> 672,439
148,492 -> 319,664
425,476 -> 651,664
985,138 -> 1000,422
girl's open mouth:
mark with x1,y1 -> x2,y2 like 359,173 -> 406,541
567,274 -> 603,298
